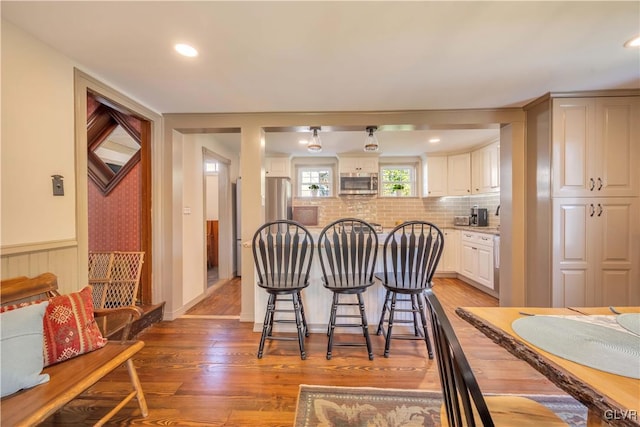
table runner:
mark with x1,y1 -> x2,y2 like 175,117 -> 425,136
512,316 -> 640,379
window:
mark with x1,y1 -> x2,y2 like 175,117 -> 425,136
380,165 -> 416,197
298,166 -> 332,197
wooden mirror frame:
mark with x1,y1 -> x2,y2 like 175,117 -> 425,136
87,104 -> 141,195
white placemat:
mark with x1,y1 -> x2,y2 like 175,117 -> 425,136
512,316 -> 640,379
617,313 -> 640,336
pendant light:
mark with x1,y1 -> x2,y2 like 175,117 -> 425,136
364,126 -> 379,152
307,127 -> 322,153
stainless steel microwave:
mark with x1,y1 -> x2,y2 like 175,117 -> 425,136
339,173 -> 378,195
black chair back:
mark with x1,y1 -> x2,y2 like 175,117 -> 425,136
318,218 -> 378,288
381,221 -> 444,291
252,220 -> 314,290
424,288 -> 494,427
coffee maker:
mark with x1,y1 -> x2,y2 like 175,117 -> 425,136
470,206 -> 488,227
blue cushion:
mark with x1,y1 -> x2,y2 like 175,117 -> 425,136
1,301 -> 50,397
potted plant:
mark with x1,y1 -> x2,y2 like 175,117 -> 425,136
392,183 -> 405,196
309,184 -> 320,197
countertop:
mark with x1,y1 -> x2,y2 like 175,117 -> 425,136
453,226 -> 500,236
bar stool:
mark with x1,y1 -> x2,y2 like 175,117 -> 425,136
318,218 -> 378,360
252,220 -> 314,360
376,221 -> 444,358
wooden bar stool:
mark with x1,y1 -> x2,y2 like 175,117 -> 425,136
252,220 -> 314,360
318,218 -> 378,360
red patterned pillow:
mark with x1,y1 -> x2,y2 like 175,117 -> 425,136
42,286 -> 107,366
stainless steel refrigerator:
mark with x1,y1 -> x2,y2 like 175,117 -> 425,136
265,177 -> 292,223
235,178 -> 242,276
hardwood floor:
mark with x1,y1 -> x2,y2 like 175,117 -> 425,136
39,278 -> 567,426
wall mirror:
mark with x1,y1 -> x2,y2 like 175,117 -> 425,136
88,104 -> 141,195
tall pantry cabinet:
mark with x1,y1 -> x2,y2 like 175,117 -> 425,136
525,91 -> 640,307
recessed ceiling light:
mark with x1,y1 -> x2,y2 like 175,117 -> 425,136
429,138 -> 441,143
624,35 -> 640,48
299,139 -> 308,145
175,43 -> 198,57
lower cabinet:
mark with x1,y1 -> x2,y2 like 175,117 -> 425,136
437,229 -> 459,273
552,197 -> 639,307
459,231 -> 494,290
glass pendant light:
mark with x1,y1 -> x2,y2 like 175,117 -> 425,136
307,127 -> 322,153
364,126 -> 379,152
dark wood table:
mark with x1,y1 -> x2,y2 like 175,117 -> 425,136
456,306 -> 640,427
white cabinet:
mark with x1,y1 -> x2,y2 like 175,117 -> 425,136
338,157 -> 379,174
425,156 -> 448,197
459,231 -> 494,290
552,197 -> 639,307
265,157 -> 290,177
552,97 -> 639,198
437,229 -> 459,273
447,153 -> 471,196
472,142 -> 500,194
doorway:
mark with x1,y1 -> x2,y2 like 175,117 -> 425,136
86,92 -> 152,304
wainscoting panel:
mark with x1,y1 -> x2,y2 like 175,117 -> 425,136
1,240 -> 80,295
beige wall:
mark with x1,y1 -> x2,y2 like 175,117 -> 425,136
1,21 -> 76,247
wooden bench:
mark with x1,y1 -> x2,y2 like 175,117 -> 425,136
0,273 -> 149,426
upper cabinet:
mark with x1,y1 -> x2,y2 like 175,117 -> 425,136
338,157 -> 379,174
447,153 -> 471,196
552,97 -> 639,197
425,156 -> 448,197
425,144 -> 499,198
472,141 -> 500,194
265,157 -> 291,177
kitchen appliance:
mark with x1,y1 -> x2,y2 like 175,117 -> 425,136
493,234 -> 500,292
454,216 -> 470,226
235,178 -> 241,276
470,206 -> 488,227
339,173 -> 378,195
265,177 -> 292,222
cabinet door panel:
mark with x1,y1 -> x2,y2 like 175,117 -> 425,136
552,98 -> 593,197
595,98 -> 639,196
460,244 -> 477,277
448,153 -> 471,196
553,199 -> 593,306
594,198 -> 639,305
476,245 -> 494,289
426,156 -> 448,197
555,270 -> 589,307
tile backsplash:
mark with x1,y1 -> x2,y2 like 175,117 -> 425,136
293,194 -> 500,229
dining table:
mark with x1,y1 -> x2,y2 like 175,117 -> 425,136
455,306 -> 640,427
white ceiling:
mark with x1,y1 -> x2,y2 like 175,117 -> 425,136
3,1 -> 638,156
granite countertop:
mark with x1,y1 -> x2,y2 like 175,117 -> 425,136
453,226 -> 500,236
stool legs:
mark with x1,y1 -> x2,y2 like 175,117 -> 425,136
258,294 -> 276,359
257,292 -> 307,360
380,290 -> 434,359
326,291 -> 374,360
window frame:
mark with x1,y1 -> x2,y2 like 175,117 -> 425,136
296,165 -> 334,197
379,163 -> 417,197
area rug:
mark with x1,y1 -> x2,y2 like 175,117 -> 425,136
294,384 -> 588,427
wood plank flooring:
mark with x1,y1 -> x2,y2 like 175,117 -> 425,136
37,278 -> 568,426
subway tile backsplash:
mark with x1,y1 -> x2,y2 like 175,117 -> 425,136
293,194 -> 500,229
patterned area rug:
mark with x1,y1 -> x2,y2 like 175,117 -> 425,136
294,384 -> 588,427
